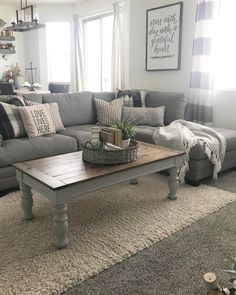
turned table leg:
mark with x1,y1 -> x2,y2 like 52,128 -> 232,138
130,178 -> 139,185
53,203 -> 68,249
168,167 -> 178,200
20,182 -> 33,220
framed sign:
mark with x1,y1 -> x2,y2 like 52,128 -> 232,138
146,2 -> 183,71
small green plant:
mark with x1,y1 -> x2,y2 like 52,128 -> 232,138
111,119 -> 136,140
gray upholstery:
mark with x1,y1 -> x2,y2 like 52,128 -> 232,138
59,124 -> 94,150
145,91 -> 186,125
92,92 -> 115,102
42,92 -> 95,126
189,127 -> 236,160
135,126 -> 156,143
21,93 -> 43,103
0,134 -> 77,168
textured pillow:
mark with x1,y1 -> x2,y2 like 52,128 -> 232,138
122,106 -> 165,127
94,97 -> 124,126
116,89 -> 146,107
25,100 -> 64,131
0,102 -> 26,139
6,96 -> 25,106
18,104 -> 56,138
48,102 -> 65,131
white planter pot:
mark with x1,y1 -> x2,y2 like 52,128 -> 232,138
122,139 -> 130,149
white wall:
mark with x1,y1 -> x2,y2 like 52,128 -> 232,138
129,0 -> 197,92
0,5 -> 25,81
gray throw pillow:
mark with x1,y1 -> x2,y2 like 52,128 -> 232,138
122,106 -> 165,127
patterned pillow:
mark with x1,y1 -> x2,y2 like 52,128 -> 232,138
0,102 -> 26,140
94,97 -> 124,126
116,89 -> 146,108
18,104 -> 56,138
6,96 -> 25,106
25,100 -> 64,131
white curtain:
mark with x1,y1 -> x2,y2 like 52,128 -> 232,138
73,15 -> 85,91
111,1 -> 123,91
186,0 -> 220,125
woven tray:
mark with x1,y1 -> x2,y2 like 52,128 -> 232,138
82,140 -> 139,164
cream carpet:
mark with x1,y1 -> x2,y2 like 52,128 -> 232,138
0,174 -> 236,295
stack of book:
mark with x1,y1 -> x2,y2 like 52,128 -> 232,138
100,127 -> 122,147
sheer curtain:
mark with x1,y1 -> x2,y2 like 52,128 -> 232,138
73,15 -> 85,91
111,1 -> 123,91
186,0 -> 219,125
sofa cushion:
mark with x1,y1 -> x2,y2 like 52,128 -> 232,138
21,93 -> 43,103
92,92 -> 115,102
58,124 -> 94,150
42,92 -> 94,126
0,134 -> 77,168
145,91 -> 186,125
190,127 -> 236,161
134,126 -> 156,144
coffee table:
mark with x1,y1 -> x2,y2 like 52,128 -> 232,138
14,142 -> 185,249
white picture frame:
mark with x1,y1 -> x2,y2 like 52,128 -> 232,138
146,2 -> 183,71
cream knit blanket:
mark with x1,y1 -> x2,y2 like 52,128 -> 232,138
152,119 -> 226,182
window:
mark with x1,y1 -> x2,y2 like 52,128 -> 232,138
214,0 -> 236,90
83,13 -> 114,92
46,22 -> 71,82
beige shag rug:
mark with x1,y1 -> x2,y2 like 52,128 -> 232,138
1,174 -> 236,295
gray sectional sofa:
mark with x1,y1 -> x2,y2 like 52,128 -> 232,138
0,90 -> 236,193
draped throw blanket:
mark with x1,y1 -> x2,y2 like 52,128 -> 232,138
185,0 -> 219,124
152,120 -> 226,182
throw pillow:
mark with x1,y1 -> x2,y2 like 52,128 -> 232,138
0,102 -> 26,140
94,97 -> 124,126
116,89 -> 146,107
18,104 -> 56,138
48,102 -> 65,131
122,106 -> 165,127
25,100 -> 64,131
123,95 -> 134,107
6,96 -> 25,106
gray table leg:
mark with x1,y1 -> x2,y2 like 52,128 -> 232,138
130,178 -> 139,184
168,167 -> 178,200
53,203 -> 68,249
20,182 -> 33,220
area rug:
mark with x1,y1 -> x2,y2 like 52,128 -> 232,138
0,174 -> 236,295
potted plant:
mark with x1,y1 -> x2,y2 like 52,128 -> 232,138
222,256 -> 236,294
111,119 -> 136,148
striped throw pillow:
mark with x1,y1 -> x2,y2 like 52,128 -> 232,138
0,102 -> 26,140
94,97 -> 124,126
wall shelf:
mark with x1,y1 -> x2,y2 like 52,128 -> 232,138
0,36 -> 15,41
0,49 -> 16,54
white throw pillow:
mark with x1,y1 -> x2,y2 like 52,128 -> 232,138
94,97 -> 124,126
18,104 -> 56,138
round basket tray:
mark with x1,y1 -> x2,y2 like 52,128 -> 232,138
82,140 -> 139,165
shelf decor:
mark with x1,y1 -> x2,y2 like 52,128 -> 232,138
6,0 -> 45,32
146,2 -> 183,71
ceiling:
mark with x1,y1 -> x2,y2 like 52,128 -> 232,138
0,0 -> 84,6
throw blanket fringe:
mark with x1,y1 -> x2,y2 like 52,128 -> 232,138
152,120 -> 226,183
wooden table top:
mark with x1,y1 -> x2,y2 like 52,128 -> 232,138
14,142 -> 184,191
